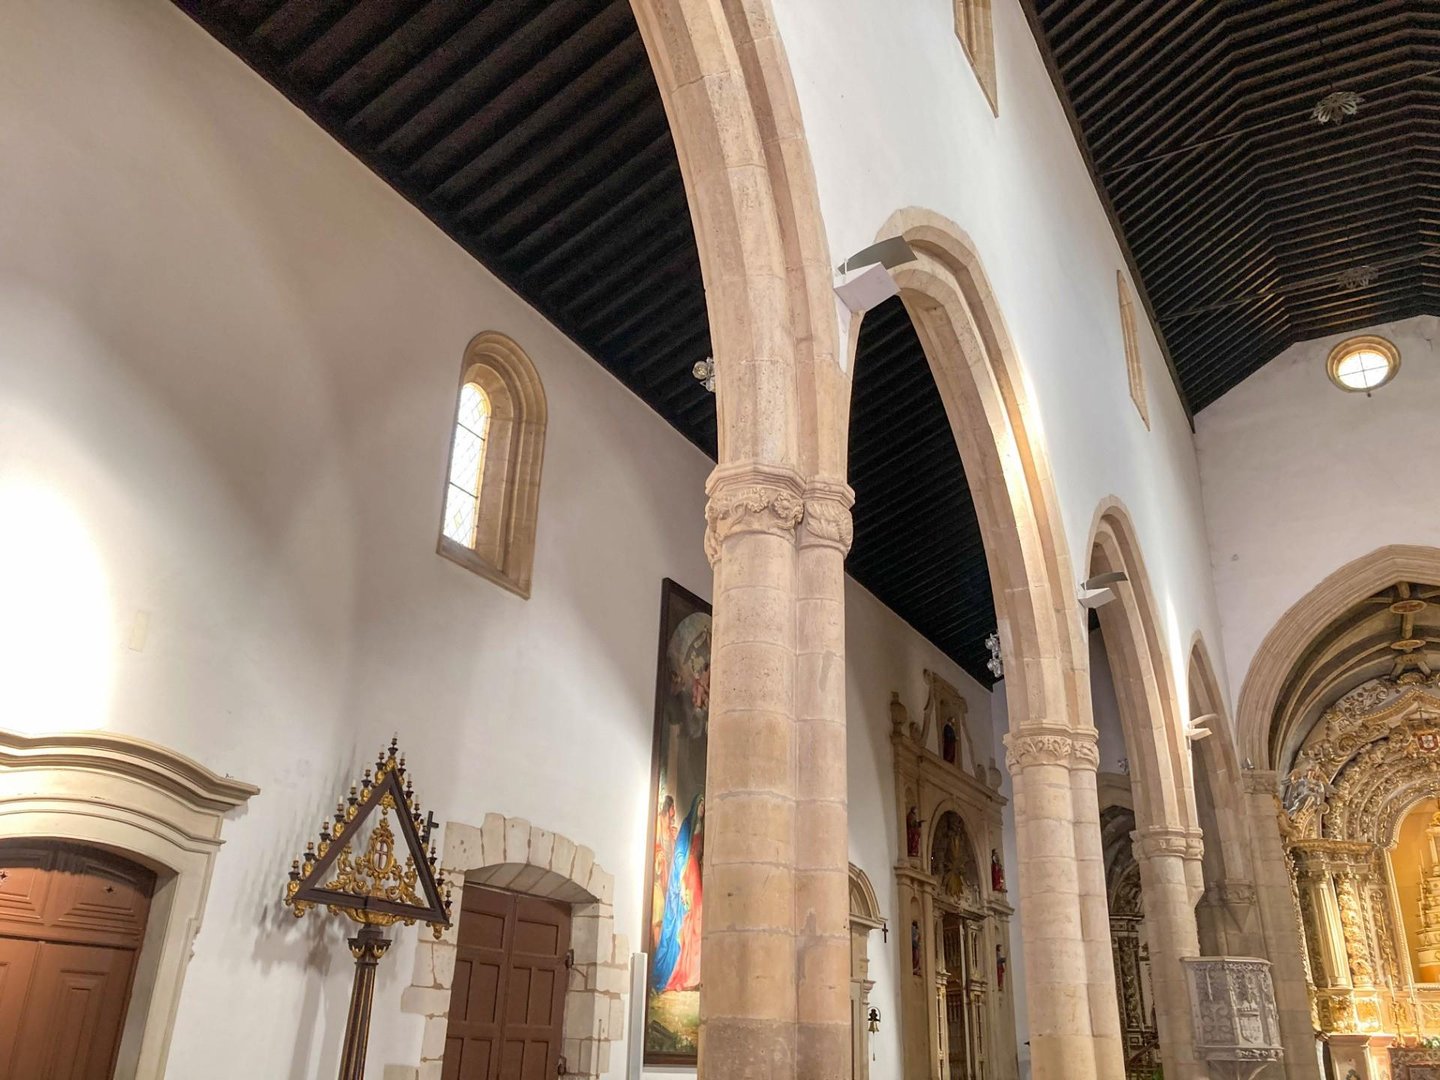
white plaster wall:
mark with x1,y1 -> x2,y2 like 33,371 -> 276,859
770,0 -> 1229,717
1195,314 -> 1440,707
0,2 -> 1004,1077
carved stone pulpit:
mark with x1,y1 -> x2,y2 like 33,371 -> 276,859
1182,957 -> 1283,1080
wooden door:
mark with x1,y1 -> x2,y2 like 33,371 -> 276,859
0,842 -> 155,1080
442,884 -> 572,1080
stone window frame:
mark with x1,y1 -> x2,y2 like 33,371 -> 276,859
394,814 -> 628,1080
1117,272 -> 1151,429
954,0 -> 998,114
0,726 -> 258,1078
436,332 -> 548,599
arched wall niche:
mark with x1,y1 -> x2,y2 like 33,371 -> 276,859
0,727 -> 258,1078
862,207 -> 1122,1080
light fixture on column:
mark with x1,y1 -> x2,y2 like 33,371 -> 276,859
984,631 -> 1004,680
834,235 -> 917,314
1079,571 -> 1128,609
1188,711 -> 1218,742
692,356 -> 715,393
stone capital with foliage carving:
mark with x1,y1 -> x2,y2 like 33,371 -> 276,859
1003,728 -> 1100,772
704,463 -> 806,565
798,477 -> 855,554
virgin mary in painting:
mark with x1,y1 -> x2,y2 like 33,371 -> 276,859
644,583 -> 710,1063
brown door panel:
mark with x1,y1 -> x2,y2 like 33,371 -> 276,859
8,942 -> 137,1080
443,886 -> 572,1080
0,938 -> 41,1076
0,846 -> 54,939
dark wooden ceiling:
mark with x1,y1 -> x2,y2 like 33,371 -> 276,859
1023,0 -> 1440,412
174,0 -> 1000,684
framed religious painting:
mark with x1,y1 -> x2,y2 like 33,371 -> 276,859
641,578 -> 711,1065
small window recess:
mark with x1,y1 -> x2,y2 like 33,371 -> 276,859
1117,272 -> 1150,429
437,332 -> 548,597
955,0 -> 998,115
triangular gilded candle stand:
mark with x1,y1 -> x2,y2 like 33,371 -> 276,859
284,738 -> 452,935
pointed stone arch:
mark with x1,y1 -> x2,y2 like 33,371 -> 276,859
1086,497 -> 1204,1080
625,6 -> 853,1078
860,207 -> 1122,1080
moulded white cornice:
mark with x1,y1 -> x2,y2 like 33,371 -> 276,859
0,727 -> 260,814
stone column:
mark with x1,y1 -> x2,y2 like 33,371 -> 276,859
793,478 -> 854,1080
1132,827 -> 1206,1080
1005,728 -> 1123,1080
1067,744 -> 1128,1079
701,462 -> 805,1080
1243,772 -> 1322,1080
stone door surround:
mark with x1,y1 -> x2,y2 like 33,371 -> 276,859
392,814 -> 628,1080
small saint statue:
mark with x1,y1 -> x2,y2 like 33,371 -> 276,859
906,806 -> 921,858
991,848 -> 1006,893
911,921 -> 922,976
1282,750 -> 1331,819
996,946 -> 1007,991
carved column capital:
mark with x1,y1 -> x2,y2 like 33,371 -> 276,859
798,477 -> 855,554
704,462 -> 806,565
1003,727 -> 1100,773
1242,769 -> 1280,797
1131,825 -> 1199,862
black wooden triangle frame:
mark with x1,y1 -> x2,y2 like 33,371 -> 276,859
288,748 -> 450,928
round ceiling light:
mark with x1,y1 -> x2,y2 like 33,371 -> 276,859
1326,335 -> 1400,394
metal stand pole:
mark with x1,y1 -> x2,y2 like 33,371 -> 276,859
337,925 -> 391,1080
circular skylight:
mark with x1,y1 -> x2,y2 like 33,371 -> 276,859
1326,336 -> 1400,394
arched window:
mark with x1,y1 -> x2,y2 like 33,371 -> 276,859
437,332 -> 547,597
443,381 -> 493,548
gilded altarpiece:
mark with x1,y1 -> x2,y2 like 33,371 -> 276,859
891,673 -> 1018,1080
1281,676 -> 1440,1078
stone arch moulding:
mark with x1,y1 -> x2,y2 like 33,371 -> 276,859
436,331 -> 548,599
628,0 -> 845,479
1085,496 -> 1197,840
1237,544 -> 1440,770
1187,634 -> 1254,888
0,726 -> 259,1079
396,814 -> 628,1080
866,207 -> 1122,1080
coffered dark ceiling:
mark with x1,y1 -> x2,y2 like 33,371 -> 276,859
173,0 -> 999,684
1022,0 -> 1440,413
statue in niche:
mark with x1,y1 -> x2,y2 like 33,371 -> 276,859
1282,749 -> 1332,819
942,723 -> 957,764
991,849 -> 1006,893
912,921 -> 922,976
996,946 -> 1006,991
906,806 -> 921,858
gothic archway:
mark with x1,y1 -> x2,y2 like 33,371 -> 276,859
860,207 -> 1122,1080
